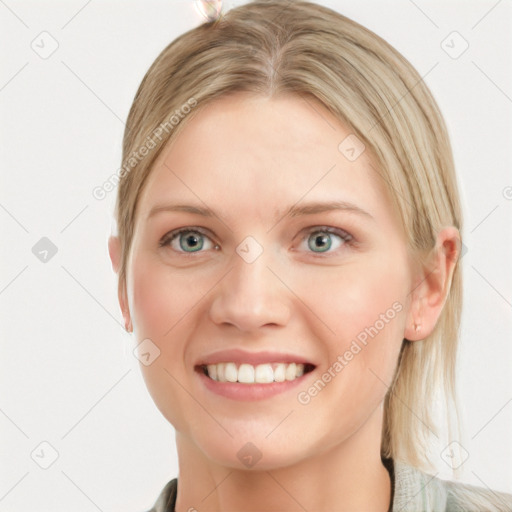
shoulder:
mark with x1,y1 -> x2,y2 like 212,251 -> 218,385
145,478 -> 177,512
444,477 -> 512,512
393,459 -> 512,512
144,466 -> 512,512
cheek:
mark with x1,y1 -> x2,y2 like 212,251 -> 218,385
129,250 -> 204,338
293,263 -> 406,435
298,256 -> 406,335
295,254 -> 407,386
130,259 -> 174,337
127,251 -> 204,431
127,249 -> 221,368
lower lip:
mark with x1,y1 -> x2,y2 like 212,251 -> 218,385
196,368 -> 313,401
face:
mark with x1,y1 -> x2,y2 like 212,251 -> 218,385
123,92 -> 416,469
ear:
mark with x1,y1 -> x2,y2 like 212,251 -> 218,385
108,235 -> 132,333
404,227 -> 461,341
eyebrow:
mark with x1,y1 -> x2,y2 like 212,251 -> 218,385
146,200 -> 375,222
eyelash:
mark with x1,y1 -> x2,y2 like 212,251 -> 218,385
159,226 -> 354,256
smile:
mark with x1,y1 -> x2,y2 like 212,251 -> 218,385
194,349 -> 317,400
200,362 -> 316,384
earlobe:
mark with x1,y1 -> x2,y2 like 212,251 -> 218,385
403,293 -> 425,342
108,235 -> 133,333
119,281 -> 133,333
122,304 -> 133,333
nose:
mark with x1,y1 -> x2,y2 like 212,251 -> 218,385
208,247 -> 291,332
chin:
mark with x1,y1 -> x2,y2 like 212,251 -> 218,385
190,426 -> 313,472
201,440 -> 306,472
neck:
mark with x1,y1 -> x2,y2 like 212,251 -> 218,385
174,407 -> 392,512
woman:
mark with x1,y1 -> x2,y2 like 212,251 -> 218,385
108,1 -> 512,510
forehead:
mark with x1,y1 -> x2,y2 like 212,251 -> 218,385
137,93 -> 401,232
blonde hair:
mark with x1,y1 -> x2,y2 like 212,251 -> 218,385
114,0 -> 463,473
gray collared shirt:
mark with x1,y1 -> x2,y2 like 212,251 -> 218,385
147,458 -> 512,511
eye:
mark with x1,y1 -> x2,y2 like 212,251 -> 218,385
159,228 -> 217,253
300,227 -> 353,254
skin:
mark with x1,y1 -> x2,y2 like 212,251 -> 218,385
109,92 -> 460,512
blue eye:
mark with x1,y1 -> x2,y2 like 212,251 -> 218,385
160,228 -> 215,253
303,228 -> 352,253
160,226 -> 353,256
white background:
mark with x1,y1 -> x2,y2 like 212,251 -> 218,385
1,0 -> 511,510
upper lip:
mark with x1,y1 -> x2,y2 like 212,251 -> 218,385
195,348 -> 316,367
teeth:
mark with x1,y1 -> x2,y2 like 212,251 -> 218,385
238,363 -> 255,383
216,362 -> 225,382
274,363 -> 286,382
285,362 -> 297,381
225,362 -> 238,382
255,364 -> 274,383
204,362 -> 307,384
207,364 -> 217,381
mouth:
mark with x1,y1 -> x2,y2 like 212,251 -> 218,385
196,361 -> 316,384
193,349 -> 317,401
